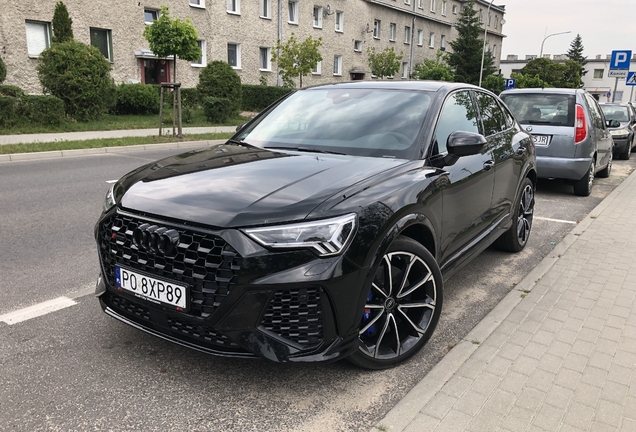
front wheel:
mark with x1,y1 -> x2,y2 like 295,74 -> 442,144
347,236 -> 443,370
495,178 -> 534,252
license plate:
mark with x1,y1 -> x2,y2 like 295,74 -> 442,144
115,266 -> 188,310
532,135 -> 550,145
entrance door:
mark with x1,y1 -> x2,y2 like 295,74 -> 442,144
143,59 -> 170,84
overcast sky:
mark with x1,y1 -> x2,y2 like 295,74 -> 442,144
499,0 -> 634,60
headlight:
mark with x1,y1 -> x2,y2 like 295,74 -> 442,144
610,129 -> 629,137
243,213 -> 357,256
103,184 -> 116,212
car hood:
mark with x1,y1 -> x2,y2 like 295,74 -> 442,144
117,143 -> 408,227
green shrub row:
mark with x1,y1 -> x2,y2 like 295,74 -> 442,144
0,94 -> 65,127
241,85 -> 293,111
115,83 -> 160,115
203,97 -> 233,123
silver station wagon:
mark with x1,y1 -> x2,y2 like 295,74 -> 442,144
501,88 -> 613,196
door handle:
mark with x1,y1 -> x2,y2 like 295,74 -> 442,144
483,160 -> 495,171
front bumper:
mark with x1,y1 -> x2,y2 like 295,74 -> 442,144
612,136 -> 631,153
536,156 -> 592,180
95,209 -> 367,363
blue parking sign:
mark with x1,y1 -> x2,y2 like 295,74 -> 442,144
610,50 -> 632,69
505,79 -> 516,90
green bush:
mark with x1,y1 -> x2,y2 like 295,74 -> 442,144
180,87 -> 199,109
19,95 -> 66,125
203,97 -> 233,123
0,96 -> 18,127
0,85 -> 25,98
37,40 -> 116,121
0,55 -> 6,84
241,85 -> 293,111
197,61 -> 242,115
115,83 -> 160,115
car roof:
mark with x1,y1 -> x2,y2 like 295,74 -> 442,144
302,80 -> 481,93
599,102 -> 630,106
500,88 -> 581,95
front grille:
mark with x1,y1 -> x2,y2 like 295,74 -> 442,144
261,288 -> 324,346
111,295 -> 151,321
98,212 -> 242,318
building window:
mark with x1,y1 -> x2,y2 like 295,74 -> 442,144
354,40 -> 362,52
429,32 -> 435,48
417,0 -> 424,8
259,47 -> 271,70
189,0 -> 205,8
192,40 -> 206,66
402,62 -> 409,79
333,55 -> 342,75
335,11 -> 344,32
288,1 -> 298,24
373,20 -> 380,39
615,91 -> 624,101
389,23 -> 396,41
404,26 -> 411,44
417,30 -> 423,46
144,8 -> 158,24
312,60 -> 322,75
313,6 -> 323,28
442,0 -> 447,15
440,34 -> 446,50
90,28 -> 113,62
227,43 -> 241,68
492,44 -> 497,59
488,13 -> 491,26
495,16 -> 499,29
25,21 -> 51,57
594,69 -> 604,79
227,0 -> 240,14
260,0 -> 271,18
479,9 -> 483,23
430,0 -> 436,13
452,4 -> 458,14
405,0 -> 411,5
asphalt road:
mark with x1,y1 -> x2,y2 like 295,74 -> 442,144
1,146 -> 634,431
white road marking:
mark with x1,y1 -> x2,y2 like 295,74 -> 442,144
534,216 -> 577,225
105,180 -> 117,184
0,297 -> 77,325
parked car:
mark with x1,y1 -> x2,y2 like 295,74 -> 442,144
500,88 -> 613,196
599,102 -> 635,160
95,81 -> 536,369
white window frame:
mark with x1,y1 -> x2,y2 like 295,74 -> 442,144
404,26 -> 411,44
389,23 -> 396,42
373,20 -> 380,39
430,0 -> 436,13
593,69 -> 604,79
312,60 -> 322,75
192,40 -> 206,67
227,0 -> 240,15
288,1 -> 299,24
429,32 -> 435,48
495,16 -> 499,29
479,9 -> 483,23
440,34 -> 446,50
452,4 -> 458,14
25,21 -> 51,58
488,12 -> 491,27
417,0 -> 424,9
335,11 -> 344,32
405,0 -> 411,5
333,55 -> 342,76
441,0 -> 447,16
189,0 -> 205,9
144,8 -> 159,25
354,40 -> 362,52
313,6 -> 323,28
260,0 -> 271,19
227,42 -> 241,69
259,46 -> 271,71
417,30 -> 423,46
492,44 -> 497,59
90,28 -> 113,62
402,62 -> 409,79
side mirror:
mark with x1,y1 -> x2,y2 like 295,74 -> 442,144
607,119 -> 621,128
447,131 -> 487,157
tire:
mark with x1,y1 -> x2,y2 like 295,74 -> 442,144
347,236 -> 443,370
622,141 -> 632,160
495,178 -> 534,252
573,160 -> 594,196
597,151 -> 612,178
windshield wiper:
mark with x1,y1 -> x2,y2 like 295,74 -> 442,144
265,146 -> 347,155
226,138 -> 252,146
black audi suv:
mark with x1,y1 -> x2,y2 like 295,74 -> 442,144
96,81 -> 536,369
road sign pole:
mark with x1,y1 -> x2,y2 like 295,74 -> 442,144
631,86 -> 634,102
613,77 -> 619,102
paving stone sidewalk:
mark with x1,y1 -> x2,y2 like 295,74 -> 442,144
373,169 -> 636,432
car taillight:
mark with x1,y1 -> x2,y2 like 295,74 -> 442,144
575,104 -> 587,144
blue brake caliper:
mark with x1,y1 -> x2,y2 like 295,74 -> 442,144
362,289 -> 376,337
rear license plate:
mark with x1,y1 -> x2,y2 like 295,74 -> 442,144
115,266 -> 188,310
532,135 -> 550,146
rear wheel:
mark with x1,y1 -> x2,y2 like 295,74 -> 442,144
347,236 -> 443,370
597,151 -> 612,178
495,178 -> 534,252
573,160 -> 594,196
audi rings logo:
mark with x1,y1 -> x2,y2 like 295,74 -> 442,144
132,224 -> 180,255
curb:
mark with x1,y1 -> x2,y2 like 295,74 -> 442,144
370,167 -> 636,432
0,140 -> 226,163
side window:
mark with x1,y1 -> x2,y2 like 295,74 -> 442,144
434,91 -> 479,154
497,99 -> 516,129
476,92 -> 506,136
584,94 -> 604,129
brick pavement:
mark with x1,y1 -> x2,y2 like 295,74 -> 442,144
373,169 -> 636,432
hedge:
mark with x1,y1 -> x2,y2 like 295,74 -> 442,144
241,85 -> 293,111
203,97 -> 233,123
20,95 -> 66,125
0,96 -> 18,127
115,83 -> 160,115
0,85 -> 26,98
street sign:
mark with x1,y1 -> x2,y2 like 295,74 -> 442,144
610,50 -> 632,70
606,91 -> 612,98
505,79 -> 516,90
627,72 -> 636,86
609,70 -> 628,78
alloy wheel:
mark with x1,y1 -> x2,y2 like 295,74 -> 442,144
588,161 -> 595,191
516,184 -> 534,246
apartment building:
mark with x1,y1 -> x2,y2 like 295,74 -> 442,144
1,0 -> 506,93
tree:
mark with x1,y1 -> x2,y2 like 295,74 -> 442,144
142,6 -> 201,83
271,33 -> 322,88
481,74 -> 505,94
520,58 -> 581,88
412,50 -> 455,81
446,0 -> 496,84
197,60 -> 242,115
367,46 -> 403,79
52,1 -> 74,44
0,54 -> 6,84
566,34 -> 588,77
509,72 -> 549,89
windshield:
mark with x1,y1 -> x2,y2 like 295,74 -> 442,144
237,88 -> 432,159
600,105 -> 630,122
501,93 -> 575,126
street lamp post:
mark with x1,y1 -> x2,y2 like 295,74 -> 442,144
539,31 -> 571,58
478,0 -> 495,87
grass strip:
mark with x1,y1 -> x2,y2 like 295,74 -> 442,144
0,133 -> 234,155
